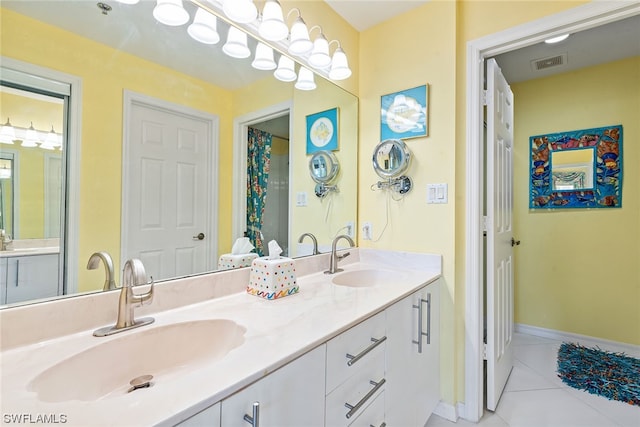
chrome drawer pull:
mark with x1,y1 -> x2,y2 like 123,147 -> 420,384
346,336 -> 387,366
344,378 -> 386,419
243,401 -> 260,427
412,293 -> 431,353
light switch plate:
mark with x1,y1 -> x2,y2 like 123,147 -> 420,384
427,183 -> 448,204
296,191 -> 308,207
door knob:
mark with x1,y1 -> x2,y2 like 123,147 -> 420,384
193,232 -> 205,241
511,237 -> 521,246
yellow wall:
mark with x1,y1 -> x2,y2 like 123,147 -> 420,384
512,56 -> 640,345
1,8 -> 233,291
358,0 -> 590,406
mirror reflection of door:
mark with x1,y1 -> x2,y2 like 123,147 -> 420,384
247,114 -> 290,257
0,80 -> 67,304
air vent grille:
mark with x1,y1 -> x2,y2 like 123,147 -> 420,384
531,53 -> 568,71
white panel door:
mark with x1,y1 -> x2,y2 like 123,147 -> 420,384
125,100 -> 213,281
486,58 -> 515,411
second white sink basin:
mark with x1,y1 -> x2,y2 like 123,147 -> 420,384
28,319 -> 246,402
331,268 -> 402,287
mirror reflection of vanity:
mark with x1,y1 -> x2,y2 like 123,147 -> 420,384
0,0 -> 358,307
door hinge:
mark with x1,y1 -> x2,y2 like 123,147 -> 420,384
482,216 -> 488,232
483,343 -> 488,360
482,90 -> 488,106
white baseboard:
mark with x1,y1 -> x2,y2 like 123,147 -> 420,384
433,401 -> 465,422
515,323 -> 640,356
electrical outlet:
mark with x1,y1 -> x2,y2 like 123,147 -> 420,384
345,221 -> 355,238
362,222 -> 372,240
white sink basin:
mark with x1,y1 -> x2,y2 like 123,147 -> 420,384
331,268 -> 402,287
28,319 -> 246,402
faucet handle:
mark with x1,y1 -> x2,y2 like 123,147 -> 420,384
337,251 -> 351,261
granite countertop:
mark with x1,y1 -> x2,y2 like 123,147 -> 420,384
0,249 -> 441,426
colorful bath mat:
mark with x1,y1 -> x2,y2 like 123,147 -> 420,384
557,342 -> 640,406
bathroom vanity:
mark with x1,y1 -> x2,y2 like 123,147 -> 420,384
0,245 -> 61,305
0,249 -> 441,426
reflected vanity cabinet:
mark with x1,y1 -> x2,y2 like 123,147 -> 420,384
177,279 -> 441,427
0,253 -> 60,305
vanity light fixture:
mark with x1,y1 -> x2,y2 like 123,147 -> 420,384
187,7 -> 220,44
223,0 -> 257,24
259,0 -> 288,41
545,34 -> 570,44
0,162 -> 11,180
22,122 -> 40,147
287,10 -> 313,56
295,67 -> 316,91
308,26 -> 331,69
0,118 -> 16,144
41,125 -> 60,150
252,43 -> 277,70
115,0 -> 140,4
153,0 -> 190,27
274,56 -> 297,82
328,41 -> 352,80
222,26 -> 251,59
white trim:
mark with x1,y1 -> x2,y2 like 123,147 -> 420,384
433,401 -> 462,422
0,150 -> 20,239
0,57 -> 82,296
121,90 -> 219,279
43,152 -> 63,238
231,101 -> 293,253
515,323 -> 640,356
463,1 -> 640,422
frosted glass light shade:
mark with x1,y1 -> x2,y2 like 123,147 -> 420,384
308,34 -> 331,69
223,0 -> 257,24
259,0 -> 288,41
41,126 -> 59,150
288,17 -> 313,56
0,118 -> 15,144
295,67 -> 316,91
22,122 -> 40,147
329,47 -> 352,80
252,43 -> 277,70
115,0 -> 140,4
273,56 -> 297,82
153,0 -> 189,26
188,8 -> 220,44
223,27 -> 251,59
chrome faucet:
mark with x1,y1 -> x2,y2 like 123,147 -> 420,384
298,232 -> 319,255
87,251 -> 117,291
325,234 -> 355,274
93,258 -> 155,337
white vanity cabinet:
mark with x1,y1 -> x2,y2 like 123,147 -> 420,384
325,312 -> 386,426
0,253 -> 60,305
220,345 -> 326,427
385,278 -> 441,426
178,402 -> 221,427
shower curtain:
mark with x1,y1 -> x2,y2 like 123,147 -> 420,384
246,127 -> 272,256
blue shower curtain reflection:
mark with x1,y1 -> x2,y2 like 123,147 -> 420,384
246,127 -> 272,256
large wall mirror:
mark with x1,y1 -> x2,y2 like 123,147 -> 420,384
0,0 -> 358,307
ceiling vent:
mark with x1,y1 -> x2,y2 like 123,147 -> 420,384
531,53 -> 568,71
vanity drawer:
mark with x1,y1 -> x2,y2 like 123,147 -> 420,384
326,311 -> 386,392
347,391 -> 385,427
325,351 -> 385,427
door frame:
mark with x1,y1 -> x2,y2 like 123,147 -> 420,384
464,1 -> 640,422
231,101 -> 293,252
121,90 -> 219,278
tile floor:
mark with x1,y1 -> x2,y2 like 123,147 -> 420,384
426,332 -> 640,427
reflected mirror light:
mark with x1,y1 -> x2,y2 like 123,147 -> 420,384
551,148 -> 595,191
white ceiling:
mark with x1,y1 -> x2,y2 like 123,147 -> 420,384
324,0 -> 430,32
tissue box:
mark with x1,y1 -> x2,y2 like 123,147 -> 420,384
218,253 -> 258,270
247,257 -> 299,300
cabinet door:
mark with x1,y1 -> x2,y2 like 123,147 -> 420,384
5,254 -> 60,304
221,345 -> 326,427
0,257 -> 7,305
385,279 -> 440,427
178,402 -> 221,427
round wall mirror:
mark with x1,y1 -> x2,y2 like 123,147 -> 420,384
309,150 -> 340,184
372,139 -> 411,179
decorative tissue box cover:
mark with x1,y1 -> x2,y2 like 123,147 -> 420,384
247,257 -> 299,300
218,253 -> 258,270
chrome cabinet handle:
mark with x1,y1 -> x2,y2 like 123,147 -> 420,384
243,401 -> 260,427
15,259 -> 19,287
412,293 -> 431,353
345,378 -> 386,419
346,336 -> 387,366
